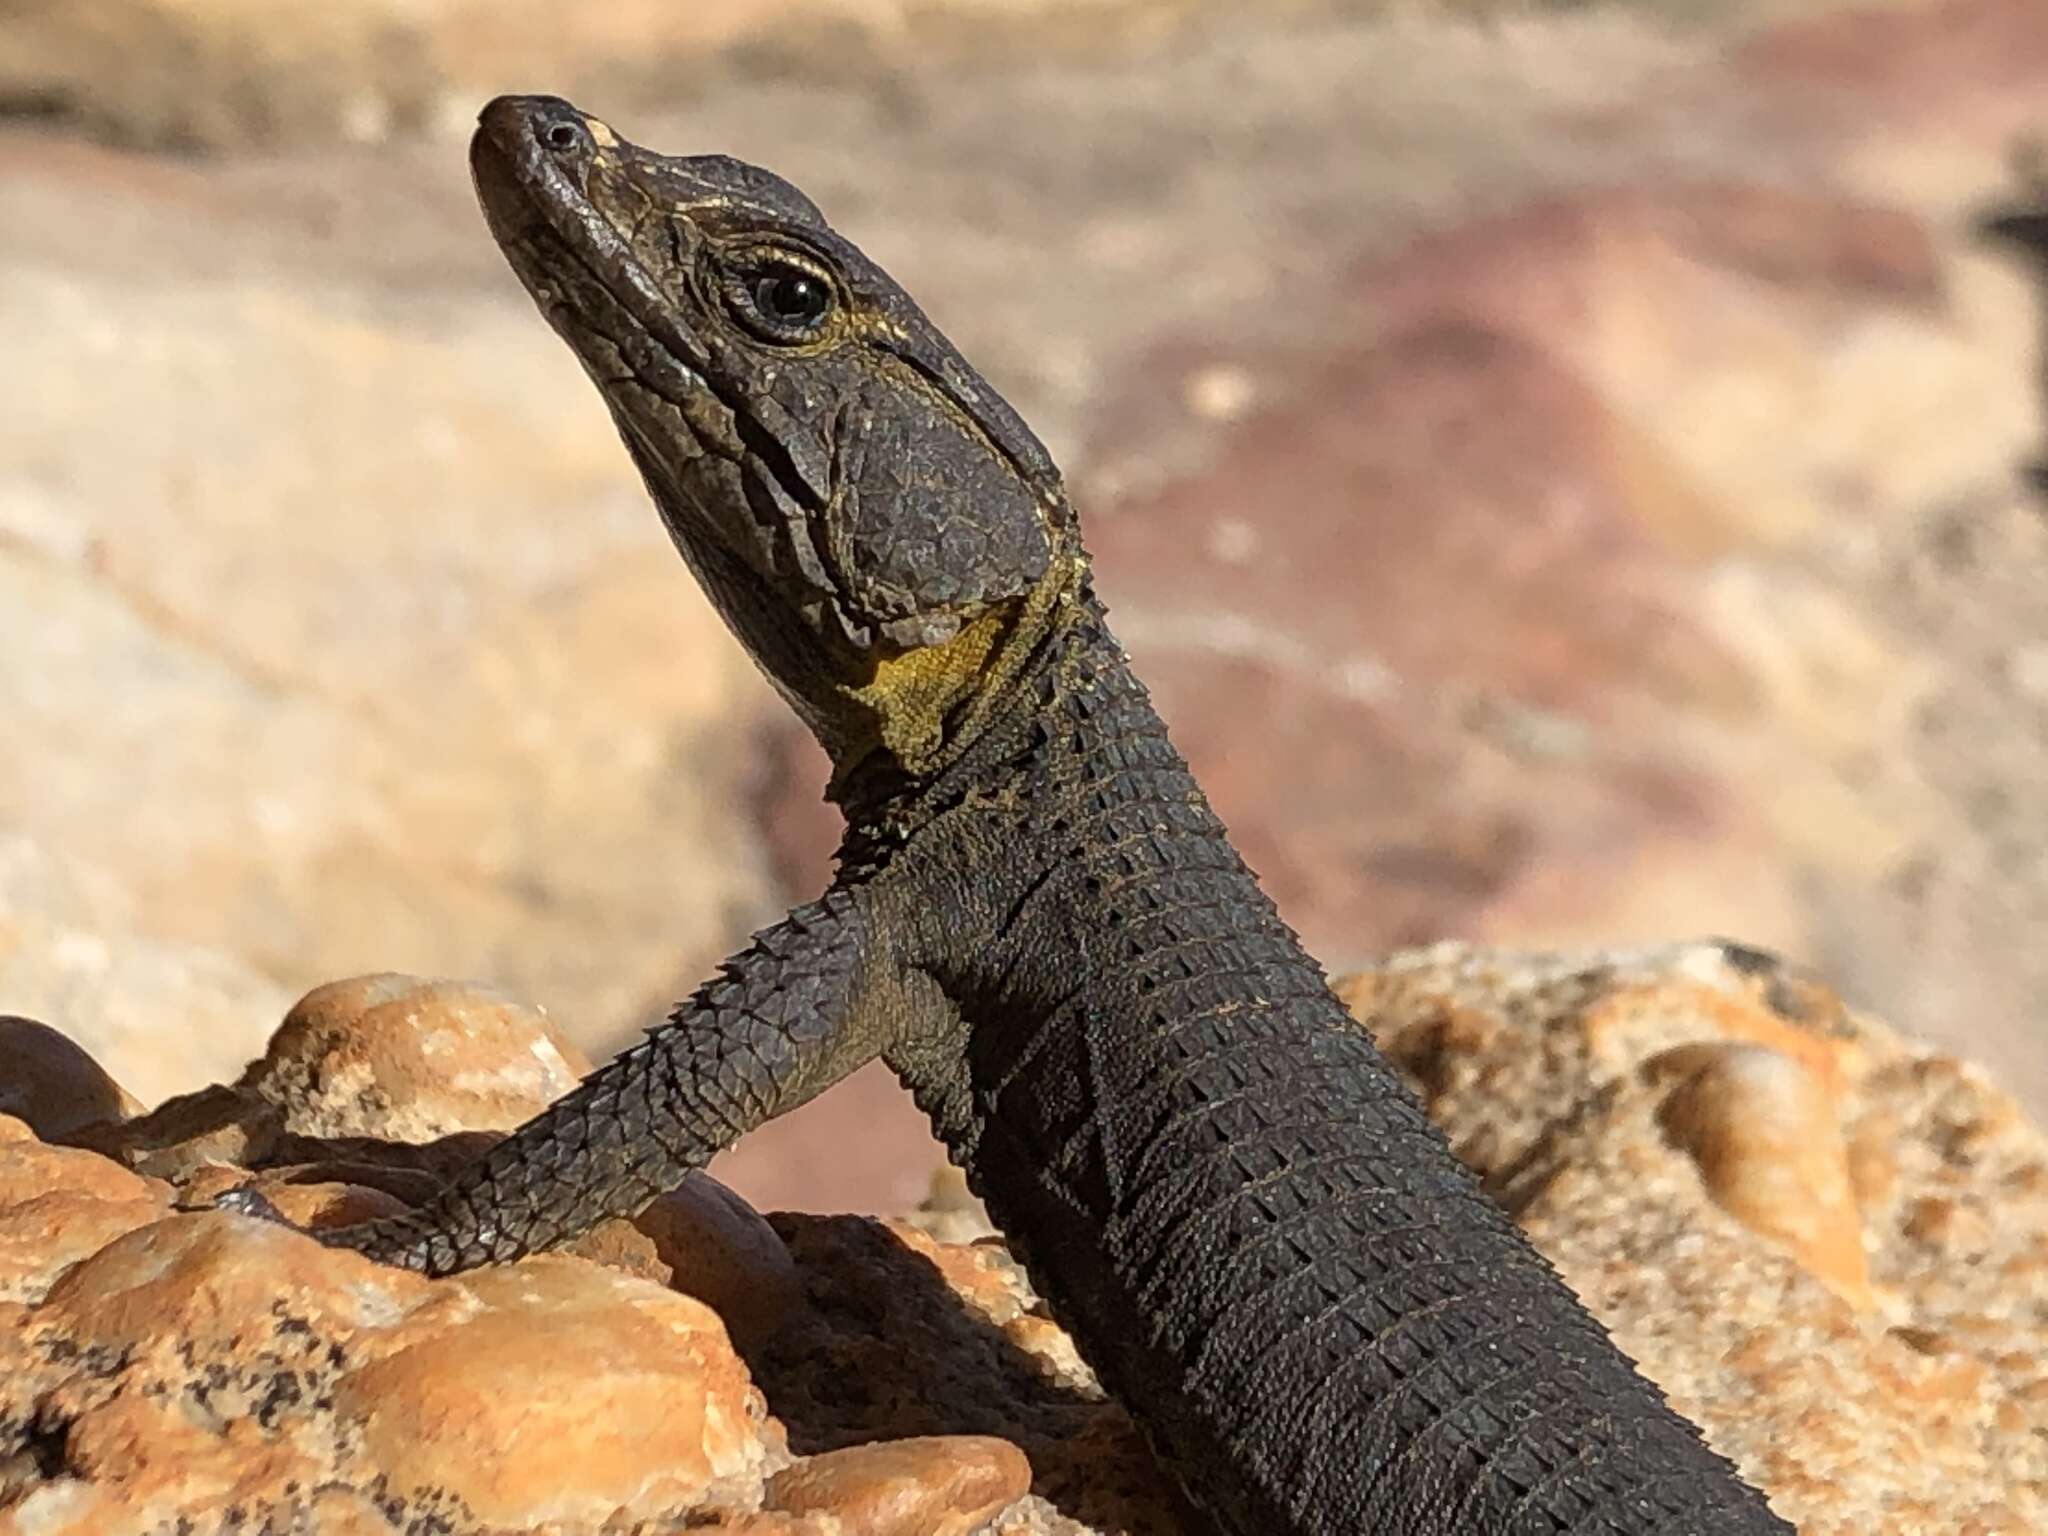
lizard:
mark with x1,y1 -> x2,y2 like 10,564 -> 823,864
283,94 -> 1795,1535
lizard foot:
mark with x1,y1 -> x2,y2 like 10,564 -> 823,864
209,1183 -> 442,1273
209,1184 -> 296,1227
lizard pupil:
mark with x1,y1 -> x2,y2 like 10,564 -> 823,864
753,271 -> 830,329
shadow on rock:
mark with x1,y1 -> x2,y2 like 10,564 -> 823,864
752,1213 -> 1194,1535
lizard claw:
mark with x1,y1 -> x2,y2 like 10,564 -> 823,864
213,1183 -> 446,1274
210,1184 -> 296,1228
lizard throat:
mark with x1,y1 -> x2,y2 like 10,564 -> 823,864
828,550 -> 1085,800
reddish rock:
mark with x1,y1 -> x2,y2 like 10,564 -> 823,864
248,973 -> 591,1142
0,1120 -> 171,1304
1090,319 -> 1798,968
1738,0 -> 2048,144
765,1436 -> 1032,1535
1360,184 -> 1943,355
711,1058 -> 950,1218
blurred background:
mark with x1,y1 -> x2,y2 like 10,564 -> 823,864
0,0 -> 2042,1214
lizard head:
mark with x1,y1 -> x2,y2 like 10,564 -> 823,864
469,93 -> 1081,780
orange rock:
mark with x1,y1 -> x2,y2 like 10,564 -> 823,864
1002,1313 -> 1098,1393
0,1133 -> 171,1303
258,1176 -> 412,1230
0,1187 -> 170,1306
250,974 -> 590,1141
41,1210 -> 429,1356
333,1256 -> 781,1527
3,939 -> 2041,1534
6,1209 -> 791,1532
0,1134 -> 163,1212
886,1219 -> 1035,1329
1588,978 -> 1863,1098
1651,1042 -> 1875,1309
765,1436 -> 1032,1536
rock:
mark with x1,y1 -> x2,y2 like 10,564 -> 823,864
713,0 -> 2048,1208
764,1436 -> 1033,1534
3,0 -> 2046,1265
0,1115 -> 171,1305
330,1255 -> 778,1528
67,1084 -> 290,1187
709,1058 -> 953,1219
756,1215 -> 1166,1534
1981,166 -> 2048,491
632,1172 -> 807,1354
246,974 -> 590,1142
908,1162 -> 998,1249
1089,318 -> 1807,972
0,1010 -> 1070,1534
0,1015 -> 141,1140
0,837 -> 297,1110
0,138 -> 781,1092
1087,125 -> 2048,1120
1338,939 -> 2048,1535
9,0 -> 2048,1225
6,1215 -> 784,1532
5,948 -> 2046,1530
1652,1040 -> 1874,1309
1736,0 -> 2048,152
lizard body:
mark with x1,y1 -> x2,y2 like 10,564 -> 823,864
312,95 -> 1791,1535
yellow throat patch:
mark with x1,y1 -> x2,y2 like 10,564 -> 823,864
848,605 -> 1014,772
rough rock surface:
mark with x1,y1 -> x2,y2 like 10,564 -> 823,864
3,951 -> 2042,1534
1339,941 -> 2048,1535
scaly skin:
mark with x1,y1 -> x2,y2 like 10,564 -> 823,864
305,95 -> 1792,1534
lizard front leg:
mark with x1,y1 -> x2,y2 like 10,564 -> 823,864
301,886 -> 919,1276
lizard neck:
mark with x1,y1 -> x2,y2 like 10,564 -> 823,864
827,559 -> 1112,848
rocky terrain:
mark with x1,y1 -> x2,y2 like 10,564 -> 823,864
1,0 -> 2044,1200
2,941 -> 2041,1533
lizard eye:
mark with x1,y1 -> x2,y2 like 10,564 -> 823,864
725,252 -> 837,343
